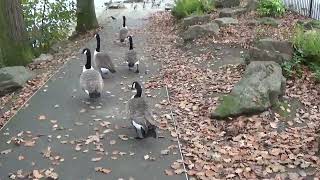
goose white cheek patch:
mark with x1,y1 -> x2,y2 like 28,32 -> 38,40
135,60 -> 139,65
85,90 -> 89,95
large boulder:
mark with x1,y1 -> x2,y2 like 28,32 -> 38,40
257,17 -> 281,27
247,38 -> 294,64
219,8 -> 247,17
214,17 -> 239,27
216,0 -> 240,8
0,66 -> 34,96
211,61 -> 286,119
181,23 -> 220,41
182,15 -> 211,28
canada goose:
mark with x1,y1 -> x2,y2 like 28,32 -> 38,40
119,16 -> 128,43
110,16 -> 116,20
134,4 -> 138,10
125,35 -> 139,73
128,81 -> 157,139
93,33 -> 116,78
80,48 -> 104,98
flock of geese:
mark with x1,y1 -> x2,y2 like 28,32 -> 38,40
80,16 -> 157,139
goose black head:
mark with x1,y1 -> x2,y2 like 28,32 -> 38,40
82,48 -> 92,69
94,33 -> 100,52
131,81 -> 142,98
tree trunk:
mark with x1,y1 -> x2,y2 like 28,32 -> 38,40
0,0 -> 32,67
76,0 -> 98,33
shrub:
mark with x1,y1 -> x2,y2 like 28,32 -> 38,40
293,27 -> 320,60
172,0 -> 214,19
282,53 -> 303,78
257,0 -> 285,17
288,26 -> 320,82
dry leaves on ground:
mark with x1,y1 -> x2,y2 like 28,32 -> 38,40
146,12 -> 320,179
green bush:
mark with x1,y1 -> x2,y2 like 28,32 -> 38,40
289,26 -> 320,82
293,27 -> 320,60
172,0 -> 214,19
282,53 -> 303,78
257,0 -> 285,17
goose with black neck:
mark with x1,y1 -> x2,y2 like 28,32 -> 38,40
125,35 -> 139,73
127,81 -> 157,139
119,16 -> 128,43
93,33 -> 116,79
80,48 -> 104,98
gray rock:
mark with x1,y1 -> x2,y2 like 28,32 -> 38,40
216,0 -> 240,8
34,53 -> 54,62
245,0 -> 258,11
297,19 -> 320,30
219,8 -> 246,17
214,17 -> 239,27
211,61 -> 286,119
0,66 -> 34,96
257,17 -> 281,27
247,38 -> 293,64
181,23 -> 220,41
182,15 -> 211,28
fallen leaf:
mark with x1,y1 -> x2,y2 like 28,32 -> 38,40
165,169 -> 174,176
18,155 -> 25,160
33,170 -> 43,179
38,115 -> 46,120
110,140 -> 116,145
75,144 -> 81,151
75,122 -> 84,126
171,162 -> 181,169
91,157 -> 102,162
161,149 -> 169,155
1,149 -> 12,155
95,167 -> 112,174
118,135 -> 129,141
103,129 -> 113,134
174,168 -> 184,174
144,154 -> 150,160
24,140 -> 35,147
270,122 -> 278,129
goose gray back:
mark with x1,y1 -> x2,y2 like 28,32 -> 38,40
80,48 -> 104,98
93,33 -> 116,78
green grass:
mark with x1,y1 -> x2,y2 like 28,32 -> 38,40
284,26 -> 320,82
257,0 -> 285,17
172,0 -> 214,19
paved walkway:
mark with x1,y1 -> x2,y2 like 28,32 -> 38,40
0,4 -> 186,180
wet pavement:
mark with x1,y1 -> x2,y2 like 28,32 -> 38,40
0,3 -> 186,180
